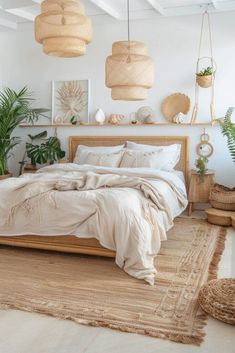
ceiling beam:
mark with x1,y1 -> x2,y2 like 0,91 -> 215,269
212,1 -> 220,10
0,17 -> 17,29
6,8 -> 36,21
145,0 -> 166,15
0,0 -> 32,10
88,0 -> 121,19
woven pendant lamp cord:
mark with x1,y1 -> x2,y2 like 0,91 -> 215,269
127,0 -> 130,42
126,0 -> 131,63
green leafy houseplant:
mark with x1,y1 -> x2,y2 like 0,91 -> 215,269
195,157 -> 208,182
219,107 -> 235,165
197,66 -> 213,76
24,131 -> 65,169
0,87 -> 48,176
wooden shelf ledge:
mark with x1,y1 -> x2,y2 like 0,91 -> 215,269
19,122 -> 219,128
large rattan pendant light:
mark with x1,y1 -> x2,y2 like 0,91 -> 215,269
35,0 -> 92,58
105,0 -> 154,101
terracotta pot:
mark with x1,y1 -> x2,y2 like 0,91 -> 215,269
196,74 -> 213,88
0,173 -> 12,180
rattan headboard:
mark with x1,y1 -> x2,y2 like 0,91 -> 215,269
69,136 -> 189,182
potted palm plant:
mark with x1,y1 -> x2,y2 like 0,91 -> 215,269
0,87 -> 48,179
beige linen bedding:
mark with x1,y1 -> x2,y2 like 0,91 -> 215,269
0,164 -> 187,284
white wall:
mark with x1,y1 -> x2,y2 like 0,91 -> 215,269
0,12 -> 235,185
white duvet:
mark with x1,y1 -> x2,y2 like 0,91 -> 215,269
0,164 -> 188,285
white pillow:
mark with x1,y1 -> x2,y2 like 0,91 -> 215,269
120,150 -> 161,168
74,150 -> 124,168
125,141 -> 181,170
74,144 -> 124,164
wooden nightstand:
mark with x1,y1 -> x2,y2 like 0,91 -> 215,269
188,169 -> 215,215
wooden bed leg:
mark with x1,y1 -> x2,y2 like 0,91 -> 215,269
188,202 -> 193,216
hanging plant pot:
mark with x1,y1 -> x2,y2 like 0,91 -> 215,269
0,173 -> 12,180
196,74 -> 213,88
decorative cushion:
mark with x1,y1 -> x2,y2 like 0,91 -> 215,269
74,144 -> 124,164
75,150 -> 124,168
126,142 -> 181,170
198,278 -> 235,325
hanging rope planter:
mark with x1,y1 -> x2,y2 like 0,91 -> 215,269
191,10 -> 216,124
105,0 -> 154,101
35,0 -> 92,58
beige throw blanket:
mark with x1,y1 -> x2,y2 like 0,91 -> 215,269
0,164 -> 187,284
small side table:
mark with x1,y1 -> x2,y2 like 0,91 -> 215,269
188,169 -> 215,216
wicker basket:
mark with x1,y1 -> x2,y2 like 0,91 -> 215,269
209,183 -> 235,211
198,279 -> 235,325
196,74 -> 213,88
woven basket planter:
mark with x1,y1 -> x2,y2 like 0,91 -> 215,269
210,184 -> 235,211
35,0 -> 92,57
198,279 -> 235,325
105,41 -> 154,101
196,74 -> 213,88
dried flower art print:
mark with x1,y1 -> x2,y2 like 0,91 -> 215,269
52,80 -> 89,125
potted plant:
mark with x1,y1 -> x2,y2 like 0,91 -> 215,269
195,157 -> 208,182
209,108 -> 235,211
219,107 -> 235,165
196,66 -> 214,88
19,130 -> 65,174
0,87 -> 48,179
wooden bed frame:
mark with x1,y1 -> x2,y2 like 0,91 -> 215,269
0,136 -> 189,258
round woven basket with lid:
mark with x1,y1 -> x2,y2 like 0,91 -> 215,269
198,278 -> 235,325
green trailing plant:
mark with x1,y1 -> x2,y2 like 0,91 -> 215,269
197,66 -> 213,76
24,130 -> 65,168
218,107 -> 235,165
0,86 -> 48,175
195,157 -> 208,182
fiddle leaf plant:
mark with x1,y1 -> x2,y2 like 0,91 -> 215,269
0,86 -> 49,175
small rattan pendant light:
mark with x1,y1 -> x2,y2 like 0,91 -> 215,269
35,0 -> 92,58
105,0 -> 154,101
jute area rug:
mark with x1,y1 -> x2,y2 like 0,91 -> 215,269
0,218 -> 226,346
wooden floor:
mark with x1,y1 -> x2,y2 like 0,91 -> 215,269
0,213 -> 234,353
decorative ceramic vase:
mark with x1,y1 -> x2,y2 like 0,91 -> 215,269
95,109 -> 106,125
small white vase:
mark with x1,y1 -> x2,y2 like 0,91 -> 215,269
95,109 -> 106,125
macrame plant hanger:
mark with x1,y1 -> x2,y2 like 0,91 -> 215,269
191,8 -> 216,125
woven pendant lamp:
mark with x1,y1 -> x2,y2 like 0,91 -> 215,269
35,0 -> 92,58
105,1 -> 154,101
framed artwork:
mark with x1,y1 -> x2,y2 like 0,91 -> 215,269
52,79 -> 89,125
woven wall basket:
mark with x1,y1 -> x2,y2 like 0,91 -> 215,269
105,41 -> 154,101
35,0 -> 92,58
210,184 -> 235,211
196,74 -> 213,88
